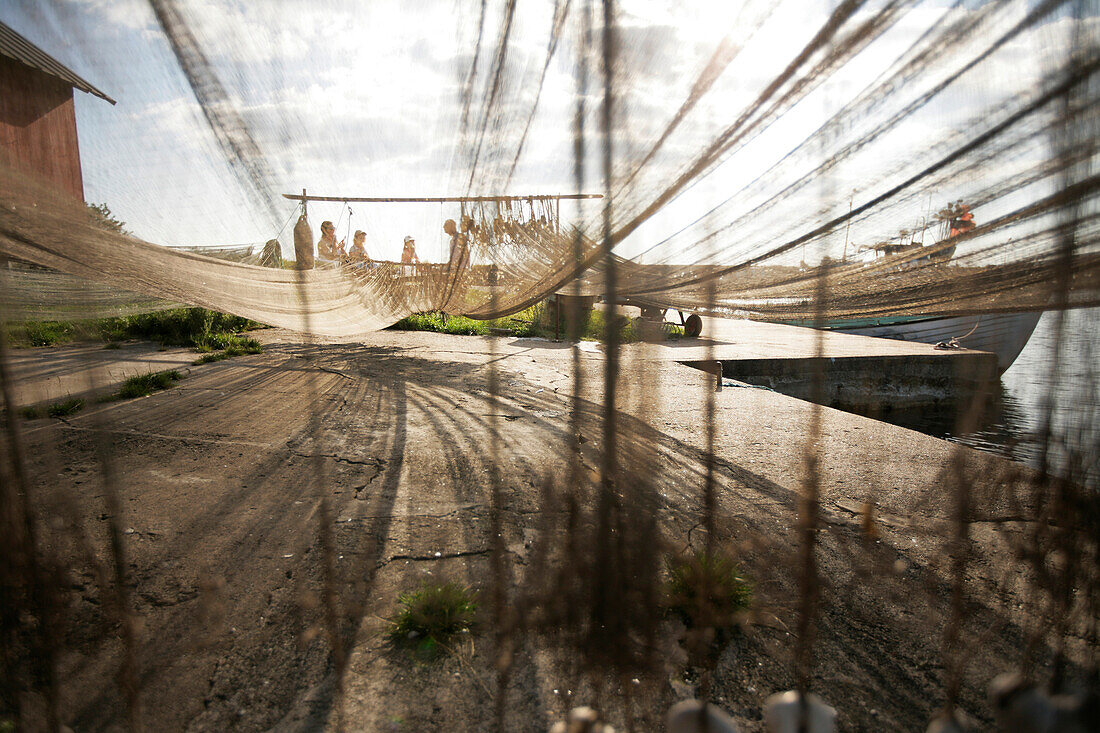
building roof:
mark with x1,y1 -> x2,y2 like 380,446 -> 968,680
0,20 -> 116,105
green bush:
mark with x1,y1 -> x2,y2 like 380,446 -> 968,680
489,303 -> 543,337
551,307 -> 684,343
97,308 -> 263,349
390,304 -> 548,339
7,321 -> 77,347
388,581 -> 478,655
8,308 -> 265,350
388,304 -> 686,343
581,309 -> 640,343
391,312 -> 490,335
664,551 -> 752,628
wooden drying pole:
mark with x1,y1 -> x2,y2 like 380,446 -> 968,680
283,191 -> 602,257
284,191 -> 604,337
281,192 -> 603,203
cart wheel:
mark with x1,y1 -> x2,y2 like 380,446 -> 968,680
684,313 -> 703,337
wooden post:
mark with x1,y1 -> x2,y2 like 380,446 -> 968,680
555,296 -> 561,341
302,188 -> 308,219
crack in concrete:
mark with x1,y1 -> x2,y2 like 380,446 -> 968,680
316,366 -> 354,380
378,548 -> 491,566
292,452 -> 387,468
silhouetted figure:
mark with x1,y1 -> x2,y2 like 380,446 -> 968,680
445,218 -> 469,271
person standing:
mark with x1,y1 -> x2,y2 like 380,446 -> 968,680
444,218 -> 469,271
401,235 -> 420,275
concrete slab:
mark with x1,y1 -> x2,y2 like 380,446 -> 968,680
641,315 -> 988,363
8,328 -> 1061,732
633,316 -> 997,409
6,340 -> 197,407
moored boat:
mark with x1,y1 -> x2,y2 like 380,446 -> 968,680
816,311 -> 1042,373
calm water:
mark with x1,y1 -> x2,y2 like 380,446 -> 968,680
885,307 -> 1098,481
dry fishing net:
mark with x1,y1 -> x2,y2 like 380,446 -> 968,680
1,0 -> 1096,327
1,0 -> 1098,731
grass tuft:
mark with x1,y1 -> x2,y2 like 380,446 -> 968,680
192,337 -> 263,364
20,397 -> 85,419
390,312 -> 489,336
20,405 -> 43,420
388,580 -> 478,656
116,370 -> 182,400
97,308 -> 265,349
47,397 -> 85,418
663,551 -> 752,629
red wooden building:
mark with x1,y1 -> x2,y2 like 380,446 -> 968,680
0,20 -> 115,201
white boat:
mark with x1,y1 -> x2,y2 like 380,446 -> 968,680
820,311 -> 1042,373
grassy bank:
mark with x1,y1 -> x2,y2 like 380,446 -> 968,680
6,308 -> 266,350
390,310 -> 539,337
389,303 -> 686,342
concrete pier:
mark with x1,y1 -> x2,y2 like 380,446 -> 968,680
638,316 -> 1000,410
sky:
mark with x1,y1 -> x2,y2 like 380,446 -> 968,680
0,0 -> 1088,264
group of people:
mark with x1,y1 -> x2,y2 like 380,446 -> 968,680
316,221 -> 372,263
314,218 -> 471,273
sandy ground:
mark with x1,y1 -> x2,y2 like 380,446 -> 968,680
9,328 -> 1091,731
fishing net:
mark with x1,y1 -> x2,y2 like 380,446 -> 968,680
0,0 -> 1095,328
1,0 -> 1097,730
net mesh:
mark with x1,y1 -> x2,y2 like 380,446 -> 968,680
0,0 -> 1097,730
0,0 -> 1095,327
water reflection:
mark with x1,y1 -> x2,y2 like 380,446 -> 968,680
852,307 -> 1097,487
868,385 -> 1038,465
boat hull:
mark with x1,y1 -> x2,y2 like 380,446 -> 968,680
825,312 -> 1042,373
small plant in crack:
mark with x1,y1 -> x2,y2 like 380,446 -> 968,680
388,580 -> 478,657
663,550 -> 752,630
